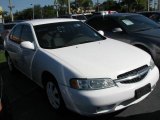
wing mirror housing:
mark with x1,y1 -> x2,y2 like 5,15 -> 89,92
98,30 -> 104,36
20,41 -> 35,50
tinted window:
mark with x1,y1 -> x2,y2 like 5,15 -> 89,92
34,21 -> 105,49
21,25 -> 34,42
117,15 -> 160,32
87,16 -> 104,30
9,25 -> 22,44
103,17 -> 122,32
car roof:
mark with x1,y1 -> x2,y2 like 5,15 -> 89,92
19,18 -> 79,26
104,13 -> 140,17
88,13 -> 142,19
137,11 -> 160,14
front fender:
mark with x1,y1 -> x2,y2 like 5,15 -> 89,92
31,49 -> 83,88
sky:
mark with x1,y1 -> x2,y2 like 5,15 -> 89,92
0,0 -> 106,13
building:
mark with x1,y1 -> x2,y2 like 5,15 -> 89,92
149,0 -> 158,10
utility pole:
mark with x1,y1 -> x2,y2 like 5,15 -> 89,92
8,0 -> 14,22
68,0 -> 71,14
41,7 -> 43,18
54,0 -> 59,17
30,4 -> 34,19
148,0 -> 150,11
97,0 -> 99,12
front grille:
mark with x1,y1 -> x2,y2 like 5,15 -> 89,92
117,65 -> 150,84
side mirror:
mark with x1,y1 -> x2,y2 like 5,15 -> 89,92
98,30 -> 104,36
112,28 -> 123,33
20,41 -> 35,50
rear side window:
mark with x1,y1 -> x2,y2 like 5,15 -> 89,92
9,25 -> 22,44
87,16 -> 104,30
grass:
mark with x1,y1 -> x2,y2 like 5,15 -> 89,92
0,50 -> 6,63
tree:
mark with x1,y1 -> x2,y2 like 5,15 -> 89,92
13,5 -> 57,21
102,0 -> 119,11
71,0 -> 93,13
120,0 -> 147,12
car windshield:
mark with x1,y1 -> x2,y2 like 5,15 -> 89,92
117,15 -> 160,32
34,21 -> 105,49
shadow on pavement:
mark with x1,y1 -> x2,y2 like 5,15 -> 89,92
0,62 -> 160,120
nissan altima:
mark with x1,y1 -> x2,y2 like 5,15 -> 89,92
4,18 -> 159,116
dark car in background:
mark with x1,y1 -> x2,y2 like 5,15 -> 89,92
85,13 -> 160,67
0,22 -> 16,50
138,11 -> 160,24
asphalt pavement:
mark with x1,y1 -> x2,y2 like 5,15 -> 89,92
0,62 -> 160,120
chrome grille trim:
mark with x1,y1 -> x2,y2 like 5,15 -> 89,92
116,65 -> 150,84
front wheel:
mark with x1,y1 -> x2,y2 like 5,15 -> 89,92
45,80 -> 65,113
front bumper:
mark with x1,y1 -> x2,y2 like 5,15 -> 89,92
59,66 -> 159,116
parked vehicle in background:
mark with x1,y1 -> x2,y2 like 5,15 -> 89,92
0,22 -> 17,50
1,23 -> 16,41
86,13 -> 160,67
83,13 -> 93,19
93,10 -> 118,15
0,20 -> 25,46
137,11 -> 160,24
4,18 -> 159,116
59,14 -> 88,22
0,23 -> 4,48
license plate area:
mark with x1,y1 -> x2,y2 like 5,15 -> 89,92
135,84 -> 151,99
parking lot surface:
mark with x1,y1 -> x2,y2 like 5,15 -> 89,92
0,62 -> 160,120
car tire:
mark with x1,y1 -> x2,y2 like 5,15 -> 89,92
6,55 -> 15,73
45,79 -> 66,113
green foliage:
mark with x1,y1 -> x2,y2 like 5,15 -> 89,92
121,0 -> 147,12
14,5 -> 57,20
0,51 -> 6,63
3,0 -> 148,21
101,0 -> 120,11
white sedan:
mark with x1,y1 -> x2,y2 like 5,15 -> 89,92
4,18 -> 159,116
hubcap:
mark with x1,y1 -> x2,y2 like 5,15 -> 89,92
46,81 -> 60,109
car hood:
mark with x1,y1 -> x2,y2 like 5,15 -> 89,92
45,39 -> 151,79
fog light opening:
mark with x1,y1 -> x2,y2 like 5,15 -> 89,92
96,104 -> 116,113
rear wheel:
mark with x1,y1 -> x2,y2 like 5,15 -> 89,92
45,79 -> 65,113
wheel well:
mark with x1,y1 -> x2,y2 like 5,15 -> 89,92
41,71 -> 57,87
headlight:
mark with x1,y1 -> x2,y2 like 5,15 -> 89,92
150,58 -> 155,69
70,78 -> 116,90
